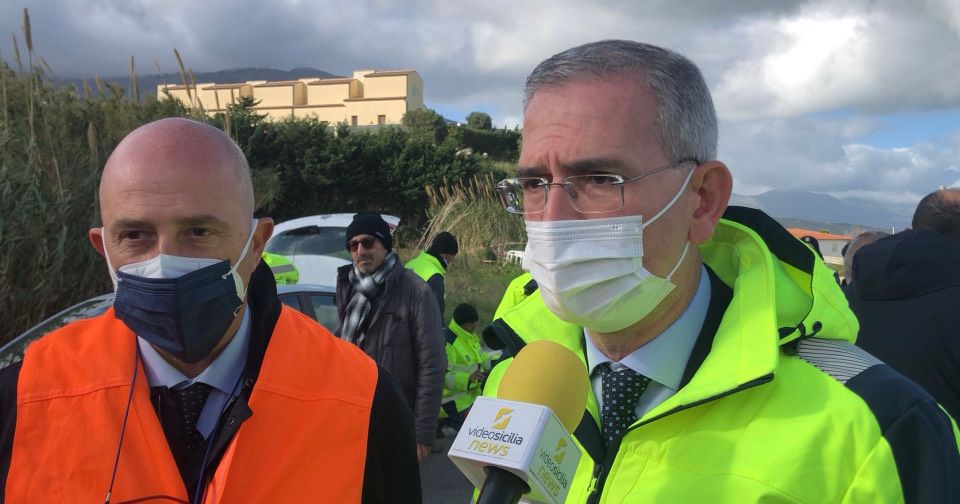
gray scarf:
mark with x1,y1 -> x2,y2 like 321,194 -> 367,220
337,251 -> 398,346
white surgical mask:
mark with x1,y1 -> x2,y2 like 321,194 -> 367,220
522,168 -> 694,332
103,218 -> 258,301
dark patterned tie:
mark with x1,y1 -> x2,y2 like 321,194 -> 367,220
172,382 -> 214,452
599,363 -> 651,448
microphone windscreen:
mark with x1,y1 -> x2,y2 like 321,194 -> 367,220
497,340 -> 589,432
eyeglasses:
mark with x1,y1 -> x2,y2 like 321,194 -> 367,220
346,237 -> 378,252
495,159 -> 698,215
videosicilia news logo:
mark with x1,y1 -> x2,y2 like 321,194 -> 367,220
465,407 -> 525,457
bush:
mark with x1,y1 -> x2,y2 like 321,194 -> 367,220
0,14 -> 517,345
0,52 -> 189,345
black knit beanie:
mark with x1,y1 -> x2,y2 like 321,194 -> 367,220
453,303 -> 479,325
346,213 -> 392,251
428,231 -> 458,255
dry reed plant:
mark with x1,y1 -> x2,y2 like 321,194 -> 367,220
419,173 -> 526,263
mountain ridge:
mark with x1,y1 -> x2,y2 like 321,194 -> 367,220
730,189 -> 909,232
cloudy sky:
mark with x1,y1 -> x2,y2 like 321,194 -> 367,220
2,0 -> 959,215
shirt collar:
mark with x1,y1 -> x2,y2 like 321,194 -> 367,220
585,264 -> 711,390
138,308 -> 251,394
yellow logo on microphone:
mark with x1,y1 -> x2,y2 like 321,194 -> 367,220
553,438 -> 568,464
492,408 -> 513,430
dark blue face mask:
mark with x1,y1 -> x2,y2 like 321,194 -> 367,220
114,260 -> 244,363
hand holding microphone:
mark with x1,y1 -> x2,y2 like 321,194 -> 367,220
448,340 -> 589,504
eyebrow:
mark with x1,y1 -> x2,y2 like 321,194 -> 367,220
110,215 -> 233,231
516,158 -> 633,178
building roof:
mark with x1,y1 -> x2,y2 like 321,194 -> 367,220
307,78 -> 354,85
363,70 -> 416,77
786,228 -> 850,241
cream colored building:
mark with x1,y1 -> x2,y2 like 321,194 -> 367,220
158,69 -> 425,125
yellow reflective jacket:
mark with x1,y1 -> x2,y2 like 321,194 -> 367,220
481,207 -> 960,503
406,251 -> 446,283
261,251 -> 299,285
492,272 -> 536,321
441,320 -> 495,414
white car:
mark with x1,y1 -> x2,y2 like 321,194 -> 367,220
264,213 -> 400,286
0,284 -> 339,371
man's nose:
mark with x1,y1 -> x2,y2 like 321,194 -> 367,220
156,235 -> 182,256
538,184 -> 582,221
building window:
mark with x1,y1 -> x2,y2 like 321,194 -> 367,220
377,115 -> 386,125
351,115 -> 358,126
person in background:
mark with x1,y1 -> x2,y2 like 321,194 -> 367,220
841,230 -> 889,286
261,250 -> 299,284
439,303 -> 494,431
848,188 -> 960,421
482,39 -> 960,502
406,231 -> 458,315
0,118 -> 419,503
335,213 -> 446,463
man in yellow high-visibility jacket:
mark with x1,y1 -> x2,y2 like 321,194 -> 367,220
406,231 -> 458,315
439,304 -> 496,430
482,39 -> 960,503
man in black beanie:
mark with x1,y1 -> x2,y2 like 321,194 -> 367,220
406,231 -> 459,315
335,212 -> 445,463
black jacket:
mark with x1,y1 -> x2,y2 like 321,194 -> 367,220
336,258 -> 446,445
0,262 -> 421,503
847,229 -> 960,421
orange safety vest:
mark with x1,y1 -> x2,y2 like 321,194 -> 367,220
7,306 -> 378,503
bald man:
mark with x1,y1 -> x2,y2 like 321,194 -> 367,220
0,118 -> 420,503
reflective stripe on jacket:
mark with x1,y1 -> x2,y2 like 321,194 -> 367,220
261,251 -> 299,285
481,207 -> 960,503
8,306 -> 378,503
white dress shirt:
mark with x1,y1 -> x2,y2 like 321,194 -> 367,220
585,265 -> 711,418
138,309 -> 251,438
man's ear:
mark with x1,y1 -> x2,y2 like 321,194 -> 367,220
251,217 -> 275,264
688,161 -> 732,245
89,227 -> 106,257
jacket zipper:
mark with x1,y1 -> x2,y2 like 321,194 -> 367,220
585,373 -> 774,504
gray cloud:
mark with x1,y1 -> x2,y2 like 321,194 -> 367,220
2,0 -> 958,212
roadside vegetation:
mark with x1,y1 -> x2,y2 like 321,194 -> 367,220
0,11 -> 523,345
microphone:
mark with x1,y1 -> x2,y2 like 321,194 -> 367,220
448,340 -> 589,504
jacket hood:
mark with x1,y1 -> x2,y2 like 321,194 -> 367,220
852,229 -> 960,301
661,206 -> 860,412
706,207 -> 859,346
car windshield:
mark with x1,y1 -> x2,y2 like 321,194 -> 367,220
266,226 -> 351,261
0,296 -> 114,369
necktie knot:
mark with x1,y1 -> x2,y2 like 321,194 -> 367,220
598,363 -> 651,449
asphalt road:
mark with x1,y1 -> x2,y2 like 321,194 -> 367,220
422,434 -> 475,503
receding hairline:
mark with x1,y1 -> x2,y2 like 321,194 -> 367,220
100,118 -> 255,217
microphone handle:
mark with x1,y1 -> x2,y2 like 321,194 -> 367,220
477,466 -> 529,504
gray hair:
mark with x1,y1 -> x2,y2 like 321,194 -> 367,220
912,188 -> 960,240
843,231 -> 890,282
523,40 -> 718,163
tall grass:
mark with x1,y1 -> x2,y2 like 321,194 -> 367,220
409,173 -> 528,324
0,11 -> 188,345
418,173 -> 526,260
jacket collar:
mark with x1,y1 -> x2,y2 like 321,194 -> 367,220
497,207 -> 860,420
